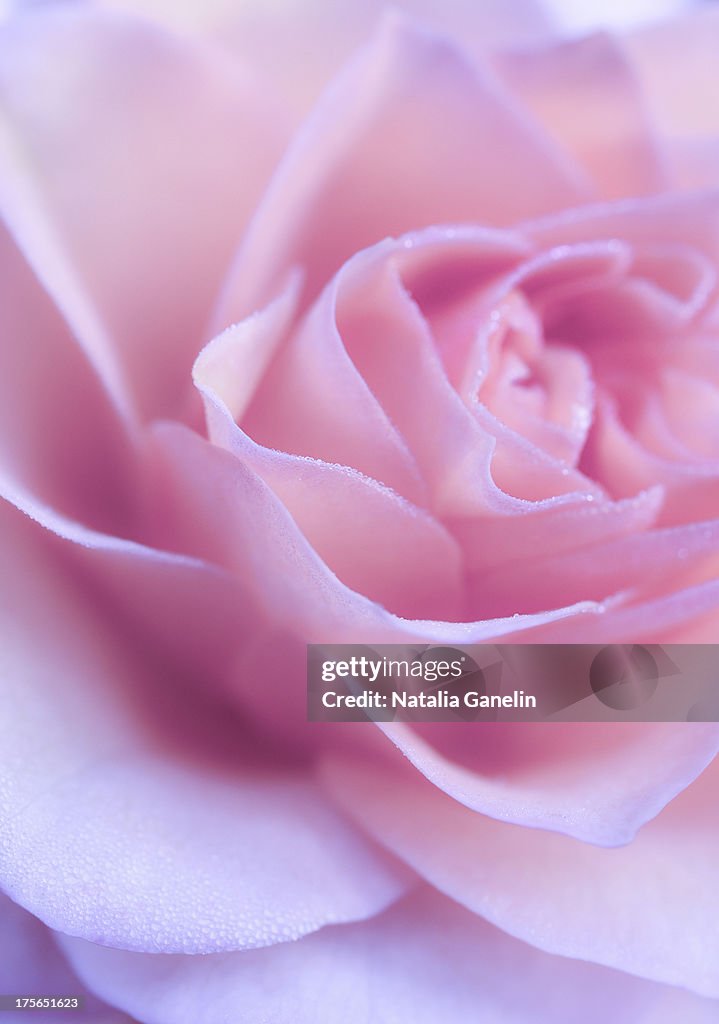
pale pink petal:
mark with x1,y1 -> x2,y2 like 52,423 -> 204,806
0,500 -> 410,953
0,3 -> 288,423
101,0 -> 553,114
142,421 -> 610,728
495,32 -> 667,199
509,580 -> 719,643
457,488 -> 662,592
0,474 -> 252,689
624,7 -> 719,139
60,888 -> 719,1024
364,715 -> 719,846
0,421 -> 605,736
585,395 -> 719,525
207,268 -> 427,504
322,748 -> 719,996
192,278 -> 465,620
324,232 -> 667,579
0,223 -> 135,533
149,420 -> 715,657
215,11 -> 589,325
124,427 -> 719,848
151,413 -> 464,614
524,191 -> 719,271
578,582 -> 719,642
657,369 -> 719,459
471,519 -> 719,618
217,232 -> 664,593
667,137 -> 719,191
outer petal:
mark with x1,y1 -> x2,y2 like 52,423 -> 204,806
624,7 -> 719,139
473,519 -> 719,618
0,472 -> 251,689
321,748 -> 719,995
0,223 -> 135,532
0,500 -> 410,953
362,716 -> 719,847
0,3 -> 288,423
215,11 -> 589,325
524,190 -> 719,269
60,887 -> 719,1024
495,32 -> 667,200
101,0 -> 553,113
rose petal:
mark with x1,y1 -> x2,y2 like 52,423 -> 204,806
0,471 -> 252,689
585,394 -> 719,525
625,7 -> 719,139
0,223 -> 135,533
321,748 -> 719,996
215,11 -> 589,325
60,887 -> 719,1024
206,268 -> 427,504
0,499 -> 410,953
667,137 -> 719,191
658,368 -> 719,459
363,713 -> 719,846
524,191 -> 719,275
510,579 -> 719,643
151,418 -> 464,622
258,231 -> 664,588
0,3 -> 288,422
139,420 -> 610,728
101,0 -> 553,114
106,423 -> 717,850
471,518 -> 719,618
192,277 -> 466,619
495,32 -> 667,199
0,418 -> 610,739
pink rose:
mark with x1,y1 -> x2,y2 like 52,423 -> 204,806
0,1 -> 718,1021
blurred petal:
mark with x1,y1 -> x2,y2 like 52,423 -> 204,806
60,887 -> 719,1024
0,3 -> 288,423
362,716 -> 719,846
100,0 -> 553,113
0,500 -> 410,953
216,11 -> 589,325
0,893 -> 132,1023
322,748 -> 719,995
667,137 -> 719,190
495,32 -> 667,199
155,405 -> 465,621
